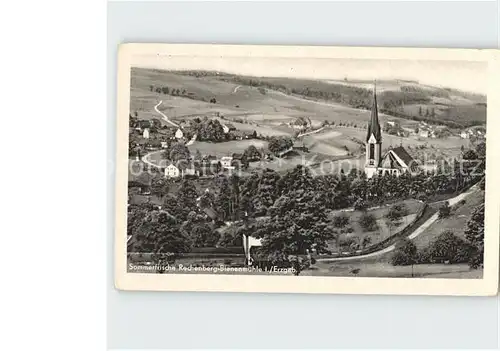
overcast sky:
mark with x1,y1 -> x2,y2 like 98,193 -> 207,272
136,56 -> 488,95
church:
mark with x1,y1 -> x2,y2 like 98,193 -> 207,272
364,84 -> 419,178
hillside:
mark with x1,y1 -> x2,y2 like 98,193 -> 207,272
167,69 -> 487,128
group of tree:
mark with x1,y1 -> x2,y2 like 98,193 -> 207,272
267,136 -> 294,156
418,106 -> 436,118
128,141 -> 485,274
150,85 -> 187,97
191,117 -> 226,142
392,201 -> 485,270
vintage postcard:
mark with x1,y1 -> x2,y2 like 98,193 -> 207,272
114,44 -> 499,296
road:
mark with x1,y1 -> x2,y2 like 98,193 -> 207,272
141,150 -> 164,169
185,134 -> 197,146
317,184 -> 479,263
154,100 -> 179,128
232,85 -> 241,94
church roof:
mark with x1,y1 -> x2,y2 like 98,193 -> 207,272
366,85 -> 382,143
390,146 -> 419,172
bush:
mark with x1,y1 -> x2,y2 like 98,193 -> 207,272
422,230 -> 473,264
353,198 -> 368,211
359,212 -> 378,231
438,201 -> 451,219
385,203 -> 409,225
391,239 -> 418,266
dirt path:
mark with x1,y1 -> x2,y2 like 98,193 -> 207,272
141,150 -> 164,169
297,126 -> 326,138
154,100 -> 180,128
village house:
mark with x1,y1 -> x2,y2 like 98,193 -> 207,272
419,128 -> 430,138
365,83 -> 419,178
164,161 -> 200,178
143,128 -> 150,139
164,163 -> 181,178
229,130 -> 245,140
292,140 -> 309,152
175,128 -> 184,139
220,156 -> 234,169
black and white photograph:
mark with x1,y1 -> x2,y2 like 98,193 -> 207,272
115,44 -> 499,295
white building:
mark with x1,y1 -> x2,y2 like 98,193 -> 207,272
460,131 -> 470,139
143,128 -> 150,139
164,164 -> 180,178
222,124 -> 230,134
175,128 -> 184,139
161,141 -> 169,148
220,156 -> 233,169
419,129 -> 430,138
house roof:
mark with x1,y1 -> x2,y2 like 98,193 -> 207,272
366,85 -> 382,143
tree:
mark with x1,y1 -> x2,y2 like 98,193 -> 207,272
385,203 -> 408,226
150,177 -> 170,199
423,230 -> 472,264
353,198 -> 368,211
361,236 -> 372,249
243,145 -> 262,161
239,172 -> 259,217
168,142 -> 191,162
465,203 -> 484,268
418,106 -> 422,116
214,175 -> 232,222
462,149 -> 478,160
180,212 -> 220,248
259,166 -> 330,275
194,149 -> 203,161
391,239 -> 418,276
331,213 -> 350,251
198,119 -> 225,142
176,179 -> 199,221
438,201 -> 451,219
128,209 -> 190,263
253,168 -> 281,216
359,212 -> 377,232
268,136 -> 293,155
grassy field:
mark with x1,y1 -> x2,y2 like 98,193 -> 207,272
326,199 -> 424,252
187,140 -> 268,158
306,261 -> 482,278
130,67 -> 476,167
412,187 -> 485,249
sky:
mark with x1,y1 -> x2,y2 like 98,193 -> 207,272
136,55 -> 488,95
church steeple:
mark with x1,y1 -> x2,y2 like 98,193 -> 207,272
366,82 -> 382,143
365,81 -> 383,177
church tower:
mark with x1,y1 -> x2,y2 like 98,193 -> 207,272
365,83 -> 382,178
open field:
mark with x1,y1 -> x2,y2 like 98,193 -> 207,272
130,67 -> 477,165
187,140 -> 268,158
412,187 -> 485,249
327,199 -> 424,252
307,260 -> 482,278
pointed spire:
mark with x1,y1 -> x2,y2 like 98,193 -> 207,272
366,81 -> 382,143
